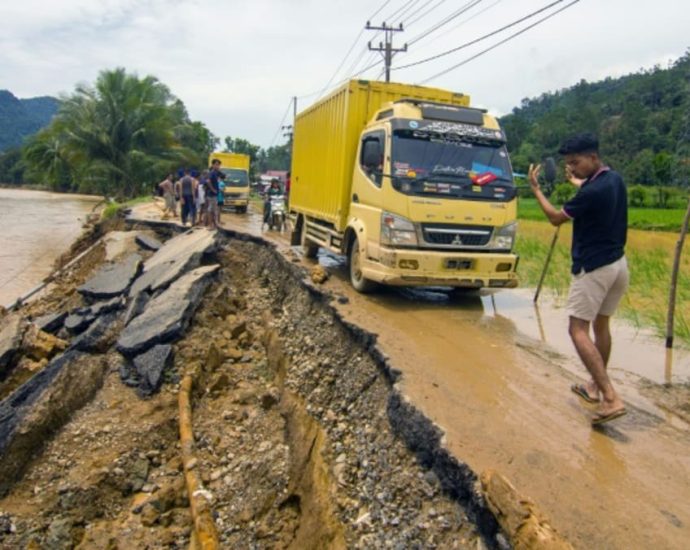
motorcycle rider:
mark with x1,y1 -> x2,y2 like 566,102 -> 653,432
263,178 -> 282,225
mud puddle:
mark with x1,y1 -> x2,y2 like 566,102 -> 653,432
214,204 -> 690,550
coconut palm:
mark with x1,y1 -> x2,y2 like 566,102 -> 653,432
24,68 -> 214,199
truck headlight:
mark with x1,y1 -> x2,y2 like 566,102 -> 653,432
492,221 -> 517,250
381,211 -> 418,247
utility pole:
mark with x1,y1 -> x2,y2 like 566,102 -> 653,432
366,21 -> 407,82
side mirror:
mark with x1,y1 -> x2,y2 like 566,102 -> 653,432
362,139 -> 382,169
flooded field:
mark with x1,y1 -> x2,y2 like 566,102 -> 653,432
0,188 -> 101,307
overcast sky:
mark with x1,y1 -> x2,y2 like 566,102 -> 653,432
1,0 -> 688,148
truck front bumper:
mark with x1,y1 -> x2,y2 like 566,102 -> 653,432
362,247 -> 519,288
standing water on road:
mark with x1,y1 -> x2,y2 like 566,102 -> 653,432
0,188 -> 101,306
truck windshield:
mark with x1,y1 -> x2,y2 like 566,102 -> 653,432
391,130 -> 515,201
221,168 -> 248,187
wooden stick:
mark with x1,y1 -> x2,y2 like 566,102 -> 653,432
534,226 -> 561,303
665,196 -> 690,348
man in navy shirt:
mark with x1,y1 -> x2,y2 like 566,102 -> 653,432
528,133 -> 628,426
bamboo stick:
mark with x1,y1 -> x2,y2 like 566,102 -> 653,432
665,196 -> 690,348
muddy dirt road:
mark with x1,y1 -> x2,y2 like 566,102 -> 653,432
178,202 -> 690,550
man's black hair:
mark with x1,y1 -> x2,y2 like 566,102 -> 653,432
211,158 -> 221,165
558,133 -> 599,155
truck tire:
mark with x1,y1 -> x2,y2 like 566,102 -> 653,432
349,238 -> 377,293
238,205 -> 247,214
301,219 -> 319,258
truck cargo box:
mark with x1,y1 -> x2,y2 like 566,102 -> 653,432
291,80 -> 469,231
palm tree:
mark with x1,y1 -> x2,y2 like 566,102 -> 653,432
24,68 -> 213,199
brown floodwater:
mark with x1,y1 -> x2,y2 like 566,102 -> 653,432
132,200 -> 690,549
0,188 -> 101,307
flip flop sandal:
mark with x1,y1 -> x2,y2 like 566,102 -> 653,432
571,383 -> 600,404
591,408 -> 627,426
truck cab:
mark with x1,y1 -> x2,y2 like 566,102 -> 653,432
347,100 -> 517,291
209,152 -> 251,213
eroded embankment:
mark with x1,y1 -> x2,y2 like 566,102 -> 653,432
0,219 -> 528,549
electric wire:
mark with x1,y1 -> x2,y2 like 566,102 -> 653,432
382,0 -> 418,23
405,0 -> 447,27
315,0 -> 393,99
389,0 -> 422,24
419,0 -> 581,83
406,0 -> 483,46
269,99 -> 294,147
394,0 -> 569,71
411,0 -> 503,51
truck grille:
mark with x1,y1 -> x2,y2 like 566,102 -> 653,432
421,224 -> 492,247
225,193 -> 242,199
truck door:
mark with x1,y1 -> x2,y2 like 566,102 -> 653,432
351,129 -> 386,256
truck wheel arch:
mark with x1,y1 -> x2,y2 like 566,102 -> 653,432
343,221 -> 366,259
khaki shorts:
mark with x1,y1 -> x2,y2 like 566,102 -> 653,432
566,256 -> 629,322
206,200 -> 219,215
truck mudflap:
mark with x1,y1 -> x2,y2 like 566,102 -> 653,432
361,248 -> 519,288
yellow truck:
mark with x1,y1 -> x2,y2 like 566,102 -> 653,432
289,79 -> 519,292
209,152 -> 251,213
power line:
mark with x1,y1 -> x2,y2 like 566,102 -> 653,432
395,0 -> 569,72
407,0 -> 482,46
269,99 -> 294,147
412,0 -> 502,50
419,0 -> 581,83
315,0 -> 393,99
405,0 -> 448,27
390,0 -> 422,23
383,0 -> 418,23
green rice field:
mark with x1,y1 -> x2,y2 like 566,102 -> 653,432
515,218 -> 690,344
518,197 -> 688,232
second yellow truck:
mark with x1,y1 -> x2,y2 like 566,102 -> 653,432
208,152 -> 251,213
289,79 -> 519,292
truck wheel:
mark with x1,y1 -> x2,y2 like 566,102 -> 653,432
349,238 -> 377,293
301,220 -> 319,258
239,205 -> 247,214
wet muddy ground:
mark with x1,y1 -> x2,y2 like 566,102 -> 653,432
204,202 -> 690,549
1,200 -> 687,549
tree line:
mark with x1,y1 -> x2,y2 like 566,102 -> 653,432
0,68 -> 290,199
500,51 -> 690,198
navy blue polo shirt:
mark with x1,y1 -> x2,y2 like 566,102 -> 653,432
562,168 -> 627,274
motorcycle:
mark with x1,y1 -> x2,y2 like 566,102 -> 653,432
267,194 -> 287,232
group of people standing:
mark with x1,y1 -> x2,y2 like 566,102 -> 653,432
158,158 -> 225,229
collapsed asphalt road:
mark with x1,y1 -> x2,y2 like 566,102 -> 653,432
0,214 -> 571,549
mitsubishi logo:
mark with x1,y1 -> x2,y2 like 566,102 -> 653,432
451,235 -> 463,245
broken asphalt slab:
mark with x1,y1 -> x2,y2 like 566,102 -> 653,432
116,265 -> 220,357
0,349 -> 108,495
78,253 -> 142,300
128,228 -> 218,297
135,233 -> 162,252
0,314 -> 27,377
131,344 -> 174,395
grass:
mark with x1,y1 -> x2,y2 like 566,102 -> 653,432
515,219 -> 690,344
518,197 -> 689,231
101,195 -> 153,220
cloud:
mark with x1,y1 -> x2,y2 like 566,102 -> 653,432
1,0 -> 688,146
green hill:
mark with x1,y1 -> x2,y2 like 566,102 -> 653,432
500,51 -> 689,187
0,90 -> 59,152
